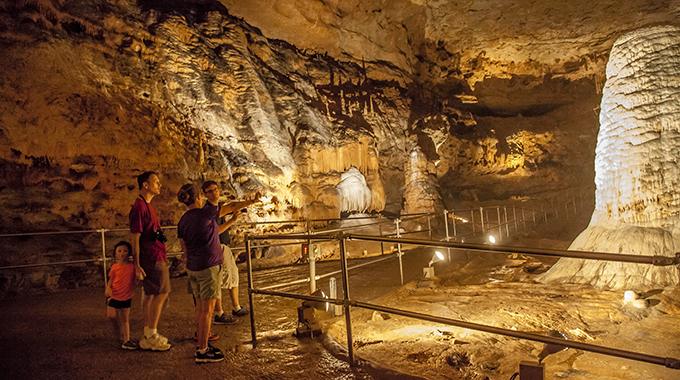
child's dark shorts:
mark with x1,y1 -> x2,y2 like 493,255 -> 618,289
107,298 -> 132,309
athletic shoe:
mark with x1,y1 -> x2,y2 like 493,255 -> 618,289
195,345 -> 225,363
213,313 -> 238,325
232,307 -> 249,317
193,332 -> 219,342
139,333 -> 171,351
121,340 -> 139,350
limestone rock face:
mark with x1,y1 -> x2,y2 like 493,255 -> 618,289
403,147 -> 444,215
540,26 -> 680,289
218,0 -> 679,89
0,0 -> 656,293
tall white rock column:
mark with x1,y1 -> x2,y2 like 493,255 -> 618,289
540,26 -> 680,289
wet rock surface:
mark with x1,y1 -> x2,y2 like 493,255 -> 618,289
327,252 -> 680,380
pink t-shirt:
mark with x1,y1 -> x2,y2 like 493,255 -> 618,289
129,196 -> 166,262
108,262 -> 135,301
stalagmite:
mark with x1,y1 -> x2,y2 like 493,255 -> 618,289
540,26 -> 680,289
336,166 -> 372,212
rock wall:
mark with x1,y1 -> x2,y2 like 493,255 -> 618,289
0,0 -> 612,294
540,26 -> 680,289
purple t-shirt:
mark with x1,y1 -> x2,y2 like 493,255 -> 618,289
177,203 -> 223,271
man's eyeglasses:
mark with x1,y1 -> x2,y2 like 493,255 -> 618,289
204,188 -> 219,194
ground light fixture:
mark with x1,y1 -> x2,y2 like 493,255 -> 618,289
423,251 -> 446,279
513,330 -> 568,380
488,235 -> 496,244
295,289 -> 328,338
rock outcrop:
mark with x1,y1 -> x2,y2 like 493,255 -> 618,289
3,0 -> 670,293
540,26 -> 680,289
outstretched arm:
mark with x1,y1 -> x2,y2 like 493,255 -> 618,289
218,209 -> 241,234
219,191 -> 261,217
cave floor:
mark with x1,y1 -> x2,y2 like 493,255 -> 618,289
1,245 -> 679,380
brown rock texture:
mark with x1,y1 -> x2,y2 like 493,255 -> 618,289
0,0 -> 674,292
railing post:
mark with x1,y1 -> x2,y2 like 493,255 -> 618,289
309,244 -> 316,293
479,207 -> 485,233
471,210 -> 476,235
541,204 -> 546,223
396,219 -> 404,286
504,206 -> 510,237
522,208 -> 526,229
513,206 -> 518,232
444,210 -> 451,260
427,215 -> 432,240
379,223 -> 384,255
329,277 -> 341,317
246,237 -> 257,343
451,209 -> 457,238
100,229 -> 108,288
496,207 -> 502,242
339,235 -> 354,365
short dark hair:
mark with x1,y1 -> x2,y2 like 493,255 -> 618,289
137,171 -> 158,190
201,180 -> 218,193
177,183 -> 199,206
113,240 -> 132,254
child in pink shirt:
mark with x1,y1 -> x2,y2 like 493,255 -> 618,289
106,241 -> 138,350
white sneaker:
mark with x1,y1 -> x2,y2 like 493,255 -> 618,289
139,333 -> 171,351
155,333 -> 169,345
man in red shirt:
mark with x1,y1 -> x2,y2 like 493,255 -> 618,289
129,171 -> 171,351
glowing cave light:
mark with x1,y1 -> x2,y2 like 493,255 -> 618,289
435,251 -> 445,261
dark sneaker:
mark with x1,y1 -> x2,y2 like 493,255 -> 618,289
121,340 -> 139,350
213,313 -> 238,325
195,345 -> 224,363
232,307 -> 249,317
193,332 -> 219,342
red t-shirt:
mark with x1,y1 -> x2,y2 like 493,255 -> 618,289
109,262 -> 135,301
129,196 -> 167,262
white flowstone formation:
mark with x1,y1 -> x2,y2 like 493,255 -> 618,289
402,147 -> 444,215
337,166 -> 373,212
540,26 -> 680,289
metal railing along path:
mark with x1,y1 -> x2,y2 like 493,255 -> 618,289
244,232 -> 680,371
0,212 -> 435,289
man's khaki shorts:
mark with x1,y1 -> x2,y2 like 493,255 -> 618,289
141,260 -> 171,296
221,245 -> 239,289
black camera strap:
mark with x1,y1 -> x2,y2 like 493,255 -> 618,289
139,194 -> 152,214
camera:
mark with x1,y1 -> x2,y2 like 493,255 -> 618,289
151,229 -> 168,243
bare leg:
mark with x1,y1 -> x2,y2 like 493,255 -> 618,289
228,287 -> 240,311
107,306 -> 119,339
214,297 -> 224,315
195,298 -> 217,350
142,292 -> 168,330
117,308 -> 131,342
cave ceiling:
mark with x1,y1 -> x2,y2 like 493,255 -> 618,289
0,0 -> 679,233
218,0 -> 680,90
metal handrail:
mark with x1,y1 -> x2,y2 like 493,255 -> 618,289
249,289 -> 680,369
346,234 -> 680,266
245,231 -> 680,370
